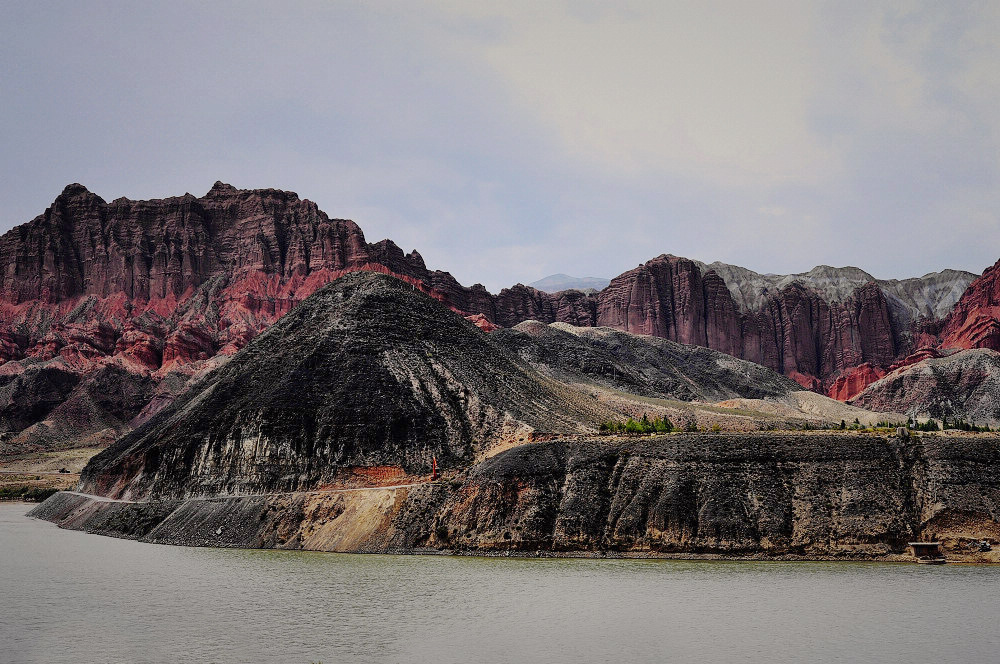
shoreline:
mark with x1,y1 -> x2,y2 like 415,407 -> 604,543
23,492 -> 999,565
23,515 -> 1000,565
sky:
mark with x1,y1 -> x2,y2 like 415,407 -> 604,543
2,1 -> 999,292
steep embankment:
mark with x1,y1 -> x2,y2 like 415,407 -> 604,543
32,432 -> 1000,560
77,272 -> 615,500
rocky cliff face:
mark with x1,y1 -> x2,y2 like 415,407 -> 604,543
0,183 -> 986,456
592,258 -> 904,391
940,258 -> 1000,352
485,257 -> 975,397
0,184 -> 488,454
0,182 -> 470,365
78,272 -> 616,500
852,255 -> 1000,423
851,348 -> 1000,425
32,432 -> 1000,560
431,434 -> 998,556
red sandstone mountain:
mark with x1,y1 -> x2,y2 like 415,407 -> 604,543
0,182 -> 988,454
0,183 -> 483,455
851,348 -> 1000,425
487,257 -> 975,396
939,258 -> 1000,352
845,259 -> 1000,424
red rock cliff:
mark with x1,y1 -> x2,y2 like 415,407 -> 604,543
0,183 -> 488,452
0,182 -> 484,371
586,256 -> 899,392
940,258 -> 1000,352
0,183 -> 984,453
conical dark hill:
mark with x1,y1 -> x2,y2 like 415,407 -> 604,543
81,272 -> 615,499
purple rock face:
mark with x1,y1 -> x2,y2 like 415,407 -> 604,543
0,183 -> 987,454
941,258 -> 1000,352
491,255 -> 903,392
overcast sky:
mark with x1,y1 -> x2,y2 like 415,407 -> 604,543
2,1 -> 998,291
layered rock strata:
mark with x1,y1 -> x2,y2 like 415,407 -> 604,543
32,432 -> 1000,560
940,258 -> 1000,352
851,348 -> 1000,425
530,257 -> 975,396
0,184 -> 496,453
78,272 -> 616,500
0,183 -> 986,455
492,321 -> 800,402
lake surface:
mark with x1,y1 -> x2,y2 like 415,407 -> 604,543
2,502 -> 999,664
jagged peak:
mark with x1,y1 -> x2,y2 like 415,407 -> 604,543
60,183 -> 91,196
207,181 -> 238,195
406,249 -> 426,270
51,183 -> 105,209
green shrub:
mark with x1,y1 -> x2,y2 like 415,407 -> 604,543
599,415 -> 677,435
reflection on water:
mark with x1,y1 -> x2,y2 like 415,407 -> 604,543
2,502 -> 999,664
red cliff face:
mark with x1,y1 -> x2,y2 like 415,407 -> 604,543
0,183 -> 488,452
588,256 -> 899,393
828,364 -> 886,402
490,257 -> 981,400
0,184 -> 986,454
0,183 -> 479,370
940,258 -> 1000,352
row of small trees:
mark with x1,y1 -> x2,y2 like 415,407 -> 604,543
916,416 -> 993,432
601,414 -> 994,435
836,416 -> 993,432
599,415 -> 683,434
606,417 -> 914,434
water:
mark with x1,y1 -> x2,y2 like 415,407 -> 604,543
2,502 -> 999,664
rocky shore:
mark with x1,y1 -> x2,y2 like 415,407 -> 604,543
31,431 -> 1000,562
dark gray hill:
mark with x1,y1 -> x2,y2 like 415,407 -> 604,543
493,321 -> 800,402
80,273 -> 614,500
852,349 -> 1000,425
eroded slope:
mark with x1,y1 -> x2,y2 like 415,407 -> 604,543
79,273 -> 615,500
493,320 -> 801,402
851,348 -> 1000,424
35,432 -> 1000,560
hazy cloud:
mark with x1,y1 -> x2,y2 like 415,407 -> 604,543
2,1 -> 998,291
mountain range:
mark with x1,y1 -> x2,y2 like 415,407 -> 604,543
32,270 -> 1000,562
4,182 -> 1000,456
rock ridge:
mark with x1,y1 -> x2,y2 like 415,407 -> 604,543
31,432 -> 1000,561
76,272 -> 616,500
0,182 -> 990,454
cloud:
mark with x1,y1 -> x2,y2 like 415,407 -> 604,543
443,2 -> 839,190
757,206 -> 787,217
2,1 -> 999,291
